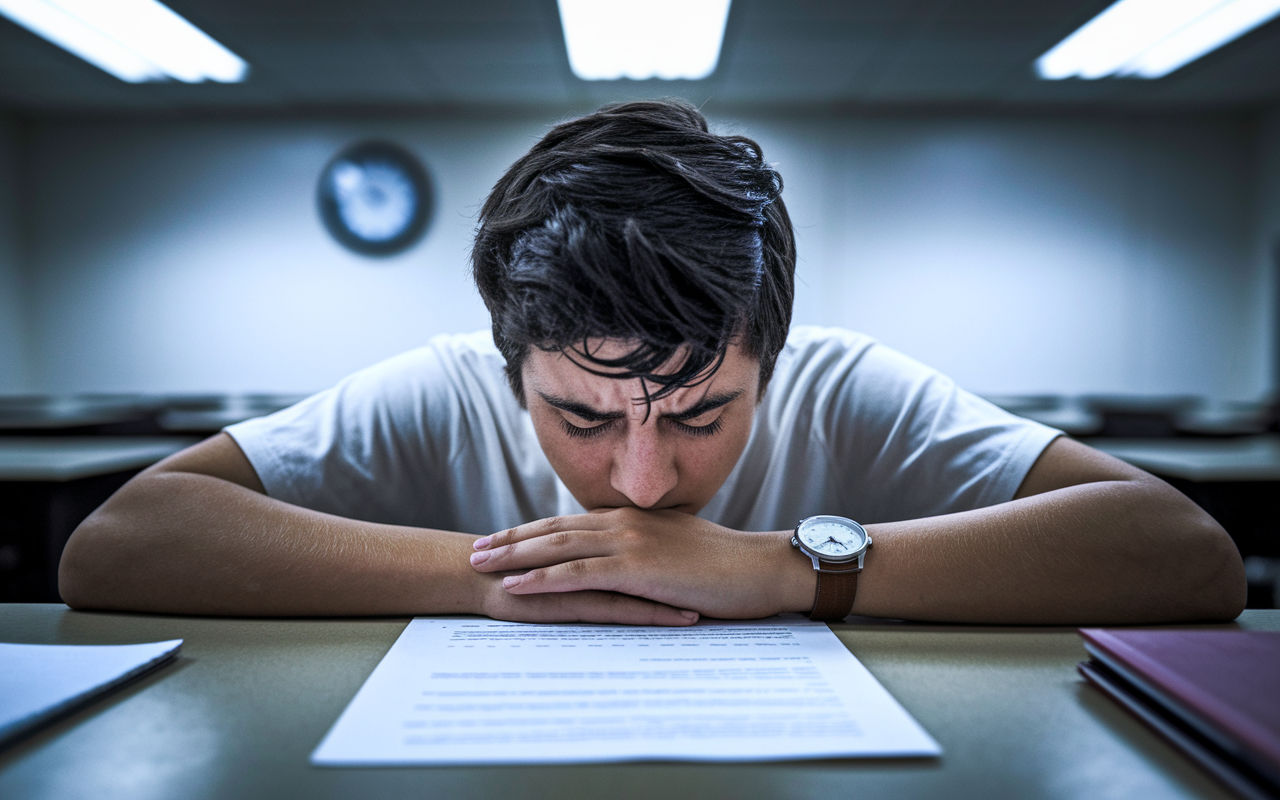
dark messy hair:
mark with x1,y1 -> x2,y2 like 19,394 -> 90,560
471,99 -> 795,406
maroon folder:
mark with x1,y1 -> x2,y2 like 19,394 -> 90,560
1078,628 -> 1280,799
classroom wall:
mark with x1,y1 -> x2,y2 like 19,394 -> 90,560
747,113 -> 1261,400
10,109 -> 1270,400
1257,107 -> 1280,392
23,115 -> 545,395
0,117 -> 30,394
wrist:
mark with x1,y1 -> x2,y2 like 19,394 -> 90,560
773,529 -> 818,614
457,535 -> 499,617
471,575 -> 500,618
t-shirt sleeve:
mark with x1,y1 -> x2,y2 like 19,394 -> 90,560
223,342 -> 465,527
820,335 -> 1061,522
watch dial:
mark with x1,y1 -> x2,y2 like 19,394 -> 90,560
318,141 -> 433,257
798,519 -> 866,558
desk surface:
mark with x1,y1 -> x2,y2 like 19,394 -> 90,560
1084,434 -> 1280,482
1,605 -> 1276,800
0,437 -> 195,481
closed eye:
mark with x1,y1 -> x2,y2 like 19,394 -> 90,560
560,417 -> 616,439
669,416 -> 725,437
561,416 -> 724,439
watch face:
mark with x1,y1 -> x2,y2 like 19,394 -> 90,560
797,516 -> 868,560
317,141 -> 433,257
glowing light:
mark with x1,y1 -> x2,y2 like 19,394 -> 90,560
1036,0 -> 1280,80
0,0 -> 248,83
557,0 -> 731,81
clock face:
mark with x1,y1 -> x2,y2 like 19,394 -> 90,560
798,517 -> 867,559
317,141 -> 432,256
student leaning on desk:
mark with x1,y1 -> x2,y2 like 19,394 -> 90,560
58,100 -> 1245,626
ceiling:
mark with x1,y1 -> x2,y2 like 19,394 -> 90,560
2,0 -> 1279,115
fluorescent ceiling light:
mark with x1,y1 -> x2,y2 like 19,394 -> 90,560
0,0 -> 247,83
557,0 -> 731,81
1036,0 -> 1280,80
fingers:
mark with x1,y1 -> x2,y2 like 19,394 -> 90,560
470,529 -> 614,573
491,590 -> 698,627
500,557 -> 625,595
473,513 -> 614,551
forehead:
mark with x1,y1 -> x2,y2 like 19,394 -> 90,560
523,340 -> 758,408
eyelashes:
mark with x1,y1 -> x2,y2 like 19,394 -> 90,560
559,416 -> 725,440
560,418 -> 611,439
678,417 -> 725,438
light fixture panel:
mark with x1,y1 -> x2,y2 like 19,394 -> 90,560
1036,0 -> 1280,80
1120,0 -> 1280,77
0,0 -> 247,83
558,0 -> 731,81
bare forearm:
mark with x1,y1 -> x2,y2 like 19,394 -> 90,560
853,478 -> 1246,625
59,471 -> 481,616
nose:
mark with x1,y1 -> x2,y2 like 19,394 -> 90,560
610,421 -> 678,509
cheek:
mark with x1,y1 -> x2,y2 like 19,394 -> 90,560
545,441 -> 613,483
673,415 -> 754,491
529,411 -> 612,485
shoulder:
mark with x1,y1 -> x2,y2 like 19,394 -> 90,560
778,325 -> 877,364
766,326 -> 926,412
426,329 -> 506,371
229,330 -> 514,466
760,326 -> 1059,518
766,324 -> 1053,465
356,330 -> 504,384
327,331 -> 508,409
223,331 -> 522,520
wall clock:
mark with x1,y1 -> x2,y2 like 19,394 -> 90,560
317,141 -> 433,257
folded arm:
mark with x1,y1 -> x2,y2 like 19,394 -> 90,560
58,432 -> 696,625
471,438 -> 1247,625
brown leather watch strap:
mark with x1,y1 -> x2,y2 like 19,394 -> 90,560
809,560 -> 861,621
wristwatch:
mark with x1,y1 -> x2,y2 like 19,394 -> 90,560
790,515 -> 872,621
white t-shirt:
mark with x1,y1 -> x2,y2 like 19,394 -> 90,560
226,327 -> 1060,535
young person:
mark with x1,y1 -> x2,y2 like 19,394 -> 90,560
59,100 -> 1246,626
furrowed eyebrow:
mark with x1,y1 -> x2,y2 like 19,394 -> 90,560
660,390 -> 743,422
537,393 -> 625,423
537,389 -> 743,423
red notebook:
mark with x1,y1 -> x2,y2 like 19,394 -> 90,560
1078,628 -> 1280,800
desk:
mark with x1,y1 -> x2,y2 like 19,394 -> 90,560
0,438 -> 194,482
1,605 -> 1276,800
1085,435 -> 1280,482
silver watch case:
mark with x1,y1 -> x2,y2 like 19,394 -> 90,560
790,515 -> 871,574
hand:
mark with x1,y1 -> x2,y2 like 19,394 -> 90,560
469,508 -> 815,619
474,570 -> 699,626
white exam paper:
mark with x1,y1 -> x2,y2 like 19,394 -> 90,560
312,616 -> 940,765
